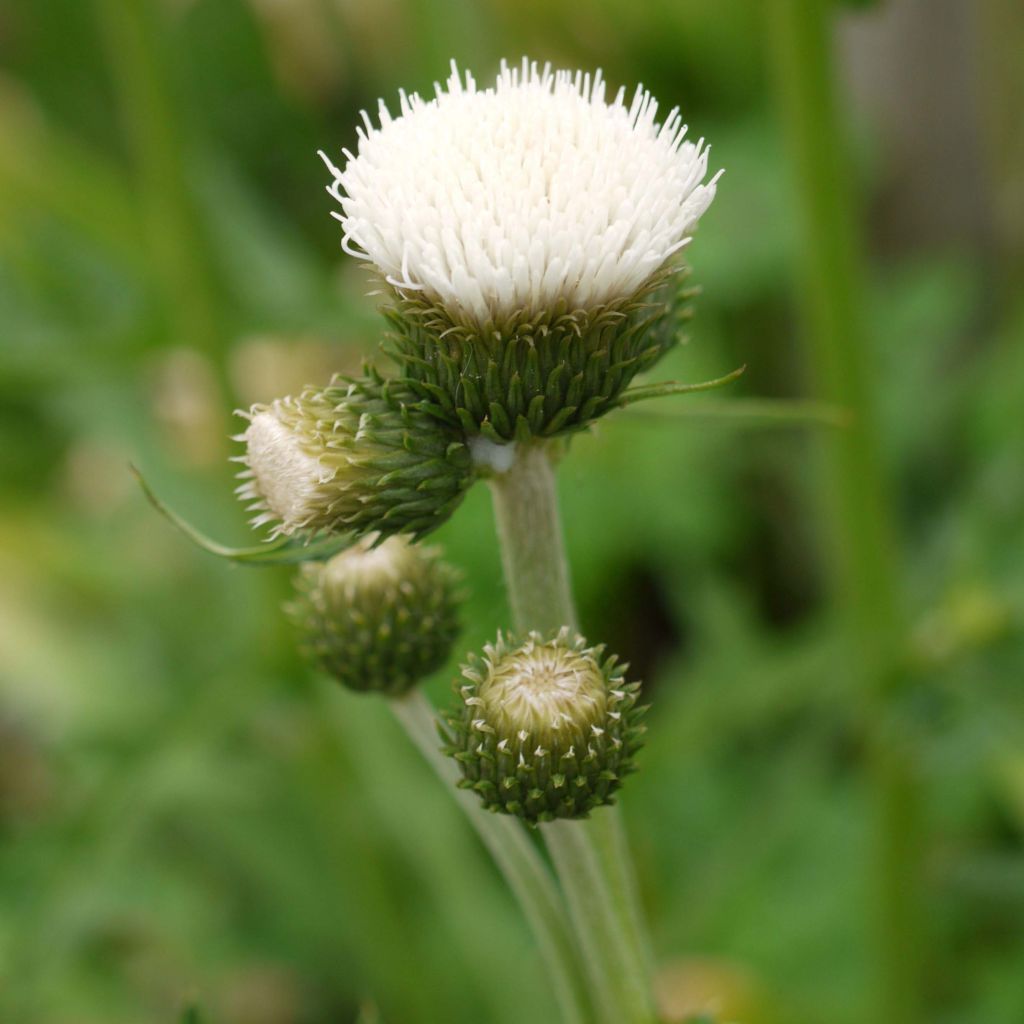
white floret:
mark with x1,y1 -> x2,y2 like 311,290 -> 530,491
320,58 -> 720,327
237,408 -> 334,534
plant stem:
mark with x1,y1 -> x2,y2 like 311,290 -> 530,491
488,441 -> 657,1024
488,442 -> 577,635
766,4 -> 924,1023
390,689 -> 593,1024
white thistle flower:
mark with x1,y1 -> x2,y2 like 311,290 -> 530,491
320,58 -> 720,329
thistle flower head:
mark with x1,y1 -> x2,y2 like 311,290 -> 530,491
444,628 -> 647,823
321,58 -> 719,330
290,535 -> 462,696
236,373 -> 472,541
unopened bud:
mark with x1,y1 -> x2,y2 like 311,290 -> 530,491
236,373 -> 473,541
289,536 -> 462,696
444,628 -> 646,822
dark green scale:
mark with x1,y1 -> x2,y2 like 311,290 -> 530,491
382,268 -> 697,442
289,538 -> 462,696
442,630 -> 648,823
311,371 -> 475,540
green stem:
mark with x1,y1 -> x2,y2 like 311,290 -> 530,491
767,4 -> 924,1023
487,441 -> 657,1024
586,806 -> 654,998
390,690 -> 593,1024
544,819 -> 649,1022
488,442 -> 577,634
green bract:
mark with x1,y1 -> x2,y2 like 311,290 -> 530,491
238,371 -> 473,542
383,269 -> 695,442
289,536 -> 462,696
443,628 -> 647,823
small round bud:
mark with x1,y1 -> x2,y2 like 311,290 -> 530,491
236,372 -> 473,541
444,628 -> 646,823
288,536 -> 462,696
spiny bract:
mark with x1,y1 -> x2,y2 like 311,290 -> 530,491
382,266 -> 697,441
289,535 -> 462,696
443,628 -> 647,823
236,371 -> 473,541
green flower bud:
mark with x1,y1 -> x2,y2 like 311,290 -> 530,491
236,372 -> 473,542
288,535 -> 462,696
444,628 -> 646,823
383,269 -> 694,442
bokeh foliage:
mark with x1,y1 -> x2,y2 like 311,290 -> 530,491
1,1 -> 1022,1022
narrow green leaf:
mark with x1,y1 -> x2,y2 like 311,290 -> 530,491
130,465 -> 352,565
621,396 -> 851,429
614,364 -> 747,407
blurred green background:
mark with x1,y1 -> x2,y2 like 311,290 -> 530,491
1,1 -> 1022,1022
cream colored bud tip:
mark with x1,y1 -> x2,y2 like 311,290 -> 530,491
320,57 -> 721,328
237,404 -> 335,536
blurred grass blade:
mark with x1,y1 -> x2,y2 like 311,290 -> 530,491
615,365 -> 747,407
131,465 -> 352,565
0,112 -> 142,256
767,2 -> 921,1022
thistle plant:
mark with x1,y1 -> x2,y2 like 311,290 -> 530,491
142,57 -> 736,1024
316,59 -> 725,1024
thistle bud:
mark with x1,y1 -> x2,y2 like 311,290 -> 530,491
289,536 -> 462,696
444,628 -> 646,823
236,372 -> 473,541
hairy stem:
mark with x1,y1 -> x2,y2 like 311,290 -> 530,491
488,441 -> 657,1024
488,442 -> 577,634
391,690 -> 593,1024
767,4 -> 924,1022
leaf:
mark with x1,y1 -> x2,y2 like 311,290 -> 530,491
620,397 -> 850,429
614,365 -> 747,407
130,465 -> 353,566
